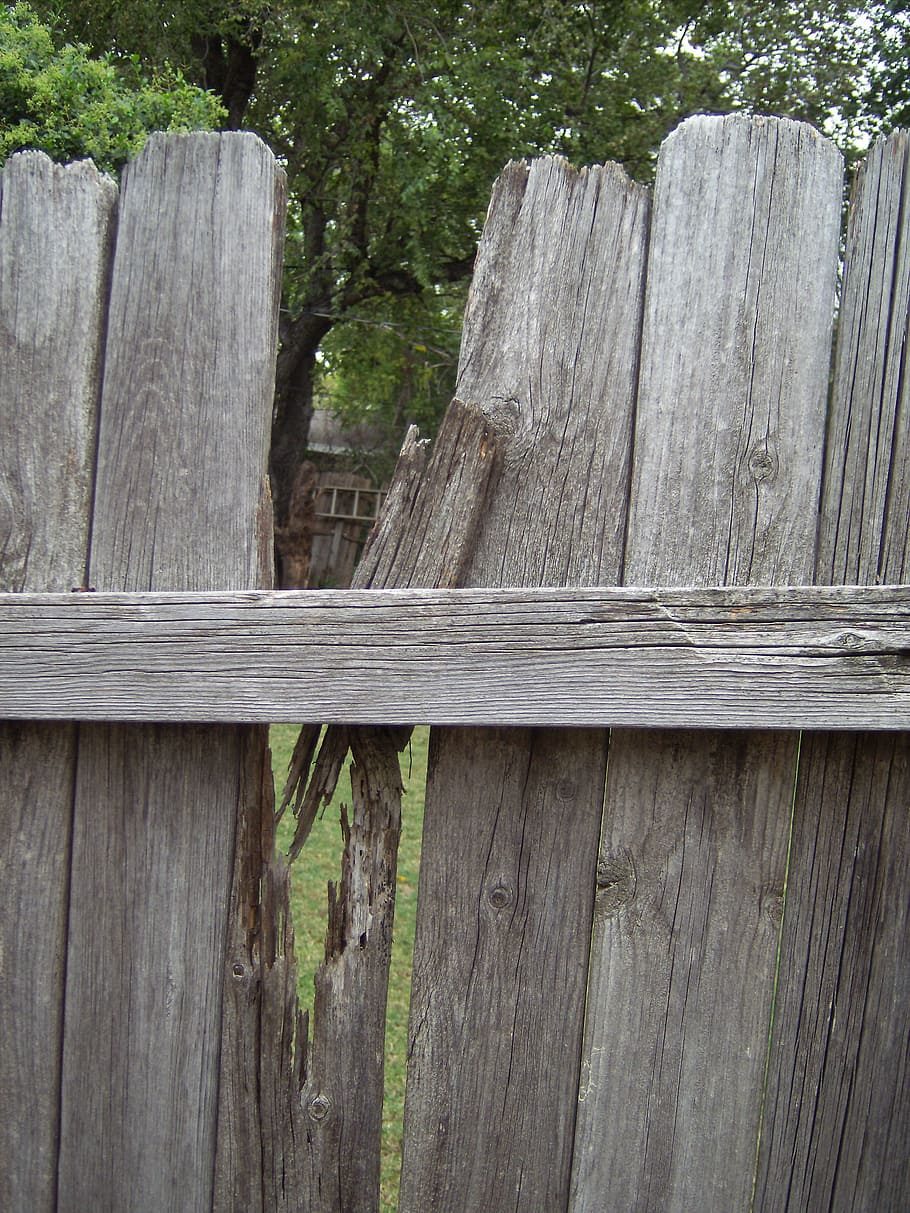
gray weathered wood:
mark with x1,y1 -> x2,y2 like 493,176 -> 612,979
756,130 -> 910,1211
262,393 -> 508,1212
570,115 -> 843,1212
0,152 -> 116,1213
55,133 -> 282,1213
4,586 -> 910,728
400,155 -> 649,1212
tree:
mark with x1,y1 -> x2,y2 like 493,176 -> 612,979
14,1 -> 895,581
867,2 -> 910,130
0,2 -> 223,173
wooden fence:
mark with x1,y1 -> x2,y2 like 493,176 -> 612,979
310,473 -> 387,588
1,114 -> 908,1213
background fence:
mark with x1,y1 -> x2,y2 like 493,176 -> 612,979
1,115 -> 908,1212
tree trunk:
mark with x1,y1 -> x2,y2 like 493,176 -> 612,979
271,310 -> 333,584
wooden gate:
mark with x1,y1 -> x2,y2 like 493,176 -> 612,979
1,115 -> 909,1211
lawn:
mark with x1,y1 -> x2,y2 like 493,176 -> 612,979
271,724 -> 428,1213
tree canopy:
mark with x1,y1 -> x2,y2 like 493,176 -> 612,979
4,1 -> 903,579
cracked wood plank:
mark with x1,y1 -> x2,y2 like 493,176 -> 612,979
399,154 -> 649,1212
6,586 -> 910,729
274,398 -> 505,1213
569,115 -> 843,1213
54,133 -> 283,1213
0,151 -> 116,1213
756,130 -> 910,1212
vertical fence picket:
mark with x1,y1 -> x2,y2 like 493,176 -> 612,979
398,157 -> 649,1212
56,133 -> 283,1213
755,131 -> 910,1211
569,116 -> 843,1212
0,152 -> 116,1213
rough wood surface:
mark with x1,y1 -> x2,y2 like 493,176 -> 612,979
56,133 -> 282,1213
0,152 -> 115,1213
399,155 -> 649,1212
5,586 -> 910,728
756,130 -> 910,1211
570,115 -> 843,1213
274,395 -> 506,1212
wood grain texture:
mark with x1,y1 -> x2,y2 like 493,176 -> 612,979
56,133 -> 283,1213
400,155 -> 649,1212
5,586 -> 910,728
88,132 -> 281,594
756,131 -> 910,1211
295,729 -> 405,1211
356,397 -> 504,591
0,152 -> 115,1213
816,132 -> 910,585
571,115 -> 843,1213
625,116 -> 841,586
269,394 -> 508,1212
406,725 -> 609,1209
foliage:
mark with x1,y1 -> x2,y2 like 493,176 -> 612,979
867,2 -> 910,131
0,2 -> 224,174
316,287 -> 466,481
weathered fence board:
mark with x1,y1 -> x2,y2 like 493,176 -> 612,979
52,133 -> 283,1213
0,152 -> 116,1213
756,130 -> 910,1210
570,115 -> 843,1211
399,156 -> 649,1211
258,397 -> 508,1213
5,586 -> 910,728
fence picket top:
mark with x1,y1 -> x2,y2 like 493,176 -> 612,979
0,147 -> 116,1213
0,150 -> 117,593
399,144 -> 649,1212
818,130 -> 910,585
457,153 -> 650,587
54,131 -> 283,1213
89,130 -> 283,594
627,113 -> 842,586
756,127 -> 910,1211
571,113 -> 844,1213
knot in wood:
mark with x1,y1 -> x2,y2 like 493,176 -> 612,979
748,445 -> 777,482
488,884 -> 513,910
595,849 -> 636,917
761,886 -> 785,929
307,1093 -> 331,1123
555,778 -> 577,802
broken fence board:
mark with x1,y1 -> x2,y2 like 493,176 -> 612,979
756,130 -> 910,1212
3,586 -> 910,728
399,155 -> 648,1213
288,397 -> 506,1213
56,133 -> 282,1213
570,115 -> 843,1213
0,152 -> 115,1213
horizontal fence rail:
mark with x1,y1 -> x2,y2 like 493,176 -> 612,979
3,585 -> 910,727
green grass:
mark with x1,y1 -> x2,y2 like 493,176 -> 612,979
271,725 -> 427,1213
